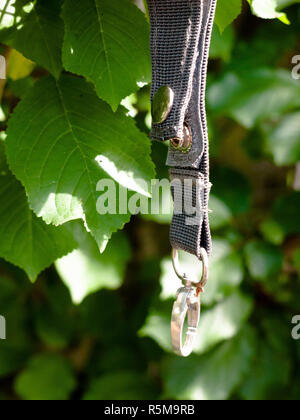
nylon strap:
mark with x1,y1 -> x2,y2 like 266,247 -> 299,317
147,0 -> 217,259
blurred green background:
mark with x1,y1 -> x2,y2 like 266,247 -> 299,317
0,0 -> 300,400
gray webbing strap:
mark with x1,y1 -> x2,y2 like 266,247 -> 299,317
147,0 -> 217,259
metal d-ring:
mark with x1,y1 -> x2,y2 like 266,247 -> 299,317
172,247 -> 209,291
170,248 -> 209,357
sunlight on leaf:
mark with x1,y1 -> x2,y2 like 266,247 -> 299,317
7,48 -> 34,80
6,75 -> 155,251
56,224 -> 131,304
248,0 -> 291,24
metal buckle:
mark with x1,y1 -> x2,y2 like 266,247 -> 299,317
170,248 -> 209,357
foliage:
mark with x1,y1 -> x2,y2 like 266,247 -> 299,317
0,0 -> 299,400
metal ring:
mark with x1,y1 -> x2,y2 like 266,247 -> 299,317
171,286 -> 200,357
171,247 -> 209,290
170,124 -> 192,154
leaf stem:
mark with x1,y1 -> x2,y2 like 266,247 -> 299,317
143,0 -> 149,22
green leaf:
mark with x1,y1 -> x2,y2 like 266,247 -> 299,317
208,69 -> 300,128
0,145 -> 77,281
215,0 -> 242,33
276,0 -> 300,6
163,328 -> 256,400
240,317 -> 292,400
209,194 -> 233,230
211,167 -> 251,214
55,223 -> 131,304
203,241 -> 244,305
78,289 -> 125,340
4,0 -> 64,78
241,341 -> 291,399
193,291 -> 253,354
292,247 -> 300,274
0,331 -> 31,377
6,75 -> 155,251
62,0 -> 151,110
139,305 -> 172,352
0,275 -> 18,301
7,76 -> 34,98
264,111 -> 300,165
272,193 -> 300,235
210,25 -> 235,62
84,370 -> 157,400
244,240 -> 283,281
34,281 -> 76,349
259,219 -> 285,245
14,353 -> 76,400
